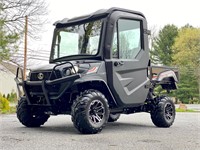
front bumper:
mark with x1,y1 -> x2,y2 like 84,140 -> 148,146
15,67 -> 81,106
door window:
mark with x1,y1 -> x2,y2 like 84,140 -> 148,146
112,19 -> 142,59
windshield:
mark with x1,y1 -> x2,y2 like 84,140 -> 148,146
51,19 -> 103,61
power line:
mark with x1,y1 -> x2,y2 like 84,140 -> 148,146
12,53 -> 49,58
11,56 -> 49,61
13,54 -> 49,59
17,51 -> 50,54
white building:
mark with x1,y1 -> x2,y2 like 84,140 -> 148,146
0,63 -> 18,95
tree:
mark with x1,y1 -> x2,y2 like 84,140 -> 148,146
0,20 -> 19,62
181,23 -> 194,29
0,0 -> 48,62
151,24 -> 178,65
149,25 -> 158,63
175,66 -> 199,103
173,27 -> 200,103
1,0 -> 48,38
173,27 -> 200,69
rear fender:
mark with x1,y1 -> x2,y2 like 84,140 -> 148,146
156,70 -> 178,82
153,70 -> 178,90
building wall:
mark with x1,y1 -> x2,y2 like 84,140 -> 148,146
0,65 -> 18,95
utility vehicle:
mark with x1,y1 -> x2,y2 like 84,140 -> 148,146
15,7 -> 179,134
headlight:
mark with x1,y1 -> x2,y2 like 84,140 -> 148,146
71,66 -> 79,74
64,66 -> 79,76
64,68 -> 71,76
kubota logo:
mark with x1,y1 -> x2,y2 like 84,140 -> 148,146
37,73 -> 44,80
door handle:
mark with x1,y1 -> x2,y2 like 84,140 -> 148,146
114,61 -> 124,67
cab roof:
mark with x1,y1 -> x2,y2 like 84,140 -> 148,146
54,7 -> 145,27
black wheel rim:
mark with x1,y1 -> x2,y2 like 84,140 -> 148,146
165,103 -> 174,120
89,100 -> 105,124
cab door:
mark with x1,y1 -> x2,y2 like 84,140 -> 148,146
106,15 -> 150,106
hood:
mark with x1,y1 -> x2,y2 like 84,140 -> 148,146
31,64 -> 56,72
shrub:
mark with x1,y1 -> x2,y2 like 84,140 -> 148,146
0,93 -> 10,114
7,92 -> 17,102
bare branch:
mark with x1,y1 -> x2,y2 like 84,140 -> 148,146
1,0 -> 48,39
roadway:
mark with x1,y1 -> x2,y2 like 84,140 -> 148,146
0,112 -> 200,150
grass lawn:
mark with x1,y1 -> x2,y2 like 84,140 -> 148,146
176,108 -> 197,112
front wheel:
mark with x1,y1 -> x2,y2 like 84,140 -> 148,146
17,97 -> 49,127
151,96 -> 175,127
71,90 -> 109,134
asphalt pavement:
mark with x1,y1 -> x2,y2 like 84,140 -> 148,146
0,112 -> 200,150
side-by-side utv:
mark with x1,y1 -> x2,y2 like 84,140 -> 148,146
15,7 -> 179,134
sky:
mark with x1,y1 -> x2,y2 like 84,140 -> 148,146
47,0 -> 199,27
27,0 -> 200,65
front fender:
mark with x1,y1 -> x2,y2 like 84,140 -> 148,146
74,75 -> 118,107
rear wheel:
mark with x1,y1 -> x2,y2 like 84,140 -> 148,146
108,113 -> 120,122
71,90 -> 109,134
151,96 -> 175,127
17,97 -> 49,127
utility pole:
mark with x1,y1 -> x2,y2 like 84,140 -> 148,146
23,16 -> 28,80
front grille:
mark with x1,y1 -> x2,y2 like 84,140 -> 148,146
28,70 -> 62,95
28,84 -> 60,94
30,70 -> 61,81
